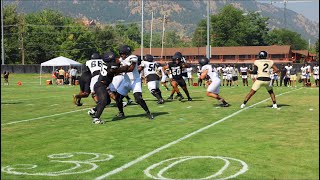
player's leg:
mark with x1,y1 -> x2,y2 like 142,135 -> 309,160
179,79 -> 192,101
168,80 -> 179,100
91,82 -> 111,124
206,79 -> 228,107
240,80 -> 261,108
267,87 -> 277,108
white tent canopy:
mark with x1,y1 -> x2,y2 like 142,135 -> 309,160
40,56 -> 82,85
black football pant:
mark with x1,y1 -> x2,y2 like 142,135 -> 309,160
93,82 -> 111,119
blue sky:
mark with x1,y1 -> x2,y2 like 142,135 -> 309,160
271,0 -> 319,22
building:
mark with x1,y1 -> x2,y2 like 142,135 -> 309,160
133,45 -> 315,64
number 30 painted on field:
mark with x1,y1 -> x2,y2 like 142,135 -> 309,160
1,152 -> 113,176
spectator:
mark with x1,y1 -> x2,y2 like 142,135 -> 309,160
290,66 -> 297,87
3,71 -> 9,86
69,67 -> 78,85
312,63 -> 319,87
300,63 -> 308,87
231,64 -> 239,86
58,67 -> 65,85
279,64 -> 287,87
285,63 -> 292,87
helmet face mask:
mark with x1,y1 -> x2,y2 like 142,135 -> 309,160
258,51 -> 268,59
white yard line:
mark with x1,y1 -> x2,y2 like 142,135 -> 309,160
94,88 -> 302,180
1,108 -> 90,126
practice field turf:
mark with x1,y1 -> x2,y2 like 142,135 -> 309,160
1,74 -> 319,180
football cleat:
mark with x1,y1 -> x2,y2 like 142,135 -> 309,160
240,104 -> 246,109
92,118 -> 105,124
187,97 -> 192,101
178,95 -> 185,101
88,108 -> 96,117
146,112 -> 154,120
167,96 -> 173,100
112,112 -> 126,121
157,99 -> 164,104
122,101 -> 128,107
76,102 -> 83,106
272,104 -> 278,109
127,99 -> 133,105
174,95 -> 179,99
221,103 -> 229,107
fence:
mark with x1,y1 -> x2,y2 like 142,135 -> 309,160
1,64 -> 87,74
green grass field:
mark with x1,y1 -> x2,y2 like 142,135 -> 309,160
1,74 -> 319,180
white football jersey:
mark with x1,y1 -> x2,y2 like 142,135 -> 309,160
119,55 -> 140,80
240,67 -> 248,73
140,61 -> 157,77
313,66 -> 319,74
301,66 -> 307,75
86,59 -> 103,75
201,64 -> 219,81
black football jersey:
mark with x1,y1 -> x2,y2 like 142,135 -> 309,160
97,62 -> 119,86
168,62 -> 183,80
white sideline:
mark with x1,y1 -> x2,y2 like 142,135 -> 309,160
1,108 -> 90,126
94,88 -> 302,180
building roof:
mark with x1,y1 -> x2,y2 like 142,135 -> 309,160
133,45 -> 292,56
292,50 -> 309,56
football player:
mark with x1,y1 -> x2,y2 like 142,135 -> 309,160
163,52 -> 192,101
199,58 -> 229,107
85,53 -> 103,102
114,45 -> 154,120
186,66 -> 193,86
89,51 -> 128,124
240,51 -> 279,109
157,63 -> 170,91
139,54 -> 164,104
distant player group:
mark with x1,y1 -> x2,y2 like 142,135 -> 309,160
72,45 -> 315,124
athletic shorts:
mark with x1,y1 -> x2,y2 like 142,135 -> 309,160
117,74 -> 142,96
227,74 -> 233,80
109,75 -> 124,92
232,76 -> 238,81
290,75 -> 297,81
241,75 -> 248,79
301,74 -> 306,79
90,75 -> 99,93
222,75 -> 227,80
147,80 -> 160,92
207,78 -> 221,94
252,80 -> 272,91
161,75 -> 168,83
187,73 -> 192,78
251,74 -> 258,79
313,74 -> 319,80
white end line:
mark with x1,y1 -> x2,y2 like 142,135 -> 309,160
94,88 -> 302,180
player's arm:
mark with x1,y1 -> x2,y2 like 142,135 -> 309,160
200,69 -> 208,80
272,65 -> 279,73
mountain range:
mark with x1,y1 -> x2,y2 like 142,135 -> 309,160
4,0 -> 319,44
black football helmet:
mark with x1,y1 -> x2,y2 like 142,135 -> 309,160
258,51 -> 268,59
199,57 -> 209,66
172,52 -> 182,61
144,54 -> 154,62
91,53 -> 100,59
102,52 -> 116,63
119,45 -> 132,56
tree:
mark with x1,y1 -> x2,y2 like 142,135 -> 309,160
3,4 -> 21,64
192,5 -> 270,47
266,28 -> 308,50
